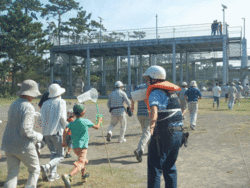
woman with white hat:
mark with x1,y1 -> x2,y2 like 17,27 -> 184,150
39,83 -> 68,182
1,79 -> 43,188
184,80 -> 202,130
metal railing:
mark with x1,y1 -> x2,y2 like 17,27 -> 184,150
49,23 -> 242,46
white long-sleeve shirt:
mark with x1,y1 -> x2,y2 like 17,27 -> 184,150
40,96 -> 68,136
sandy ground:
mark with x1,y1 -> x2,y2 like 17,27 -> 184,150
1,96 -> 250,187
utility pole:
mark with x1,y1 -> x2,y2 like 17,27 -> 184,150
222,4 -> 227,35
156,14 -> 158,40
98,16 -> 103,43
242,17 -> 245,39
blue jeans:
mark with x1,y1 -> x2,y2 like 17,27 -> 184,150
213,96 -> 220,108
148,130 -> 182,188
44,135 -> 64,176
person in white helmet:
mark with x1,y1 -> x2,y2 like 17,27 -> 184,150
143,65 -> 185,188
106,81 -> 131,143
177,82 -> 188,118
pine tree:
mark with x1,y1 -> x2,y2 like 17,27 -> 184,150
42,0 -> 82,45
0,3 -> 53,92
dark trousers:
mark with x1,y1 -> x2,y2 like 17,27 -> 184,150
148,130 -> 182,188
213,96 -> 220,108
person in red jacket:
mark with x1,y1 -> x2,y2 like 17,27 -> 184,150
64,109 -> 75,158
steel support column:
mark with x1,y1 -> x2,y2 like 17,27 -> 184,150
185,53 -> 189,83
172,42 -> 176,84
180,53 -> 183,84
85,48 -> 91,91
222,36 -> 227,85
50,51 -> 55,84
115,56 -> 119,81
139,53 -> 143,84
212,61 -> 217,79
127,46 -> 132,95
192,62 -> 196,80
102,57 -> 107,95
149,54 -> 152,66
135,56 -> 138,86
118,56 -> 121,80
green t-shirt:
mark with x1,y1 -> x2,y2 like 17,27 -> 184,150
67,118 -> 94,149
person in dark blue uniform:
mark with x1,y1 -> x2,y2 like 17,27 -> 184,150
143,65 -> 184,188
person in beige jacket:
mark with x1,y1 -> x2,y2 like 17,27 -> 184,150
1,79 -> 43,188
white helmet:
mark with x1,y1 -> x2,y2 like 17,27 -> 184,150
142,65 -> 166,80
115,81 -> 123,88
182,82 -> 187,86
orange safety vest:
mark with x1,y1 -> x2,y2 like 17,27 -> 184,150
146,81 -> 181,111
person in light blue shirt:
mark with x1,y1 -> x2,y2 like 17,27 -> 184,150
184,80 -> 202,130
143,65 -> 183,188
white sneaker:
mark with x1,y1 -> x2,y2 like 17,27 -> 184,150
41,164 -> 50,182
118,138 -> 126,143
48,174 -> 60,182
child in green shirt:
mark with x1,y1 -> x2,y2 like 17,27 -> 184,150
62,104 -> 102,187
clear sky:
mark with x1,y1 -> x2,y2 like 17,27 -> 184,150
41,0 -> 250,50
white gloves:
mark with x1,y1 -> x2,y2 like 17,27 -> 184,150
35,132 -> 43,142
0,120 -> 2,123
34,112 -> 41,118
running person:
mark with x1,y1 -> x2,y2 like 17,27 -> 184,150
106,81 -> 131,143
223,83 -> 230,103
143,65 -> 183,188
227,82 -> 238,110
236,82 -> 244,105
131,83 -> 151,162
177,82 -> 188,118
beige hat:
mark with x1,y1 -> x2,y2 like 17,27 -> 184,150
16,79 -> 41,97
190,80 -> 197,87
48,84 -> 66,98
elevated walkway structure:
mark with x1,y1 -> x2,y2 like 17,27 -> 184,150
49,23 -> 245,95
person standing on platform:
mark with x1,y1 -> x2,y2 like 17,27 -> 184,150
227,82 -> 238,110
219,22 -> 223,35
40,83 -> 68,182
106,81 -> 131,143
223,83 -> 230,103
236,82 -> 244,105
212,83 -> 221,109
177,82 -> 188,118
1,80 -> 43,188
131,83 -> 151,162
184,80 -> 202,130
244,83 -> 250,98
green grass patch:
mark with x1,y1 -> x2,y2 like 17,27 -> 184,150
0,163 -> 143,188
198,98 -> 250,116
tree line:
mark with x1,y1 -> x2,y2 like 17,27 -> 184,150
0,0 -> 106,97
